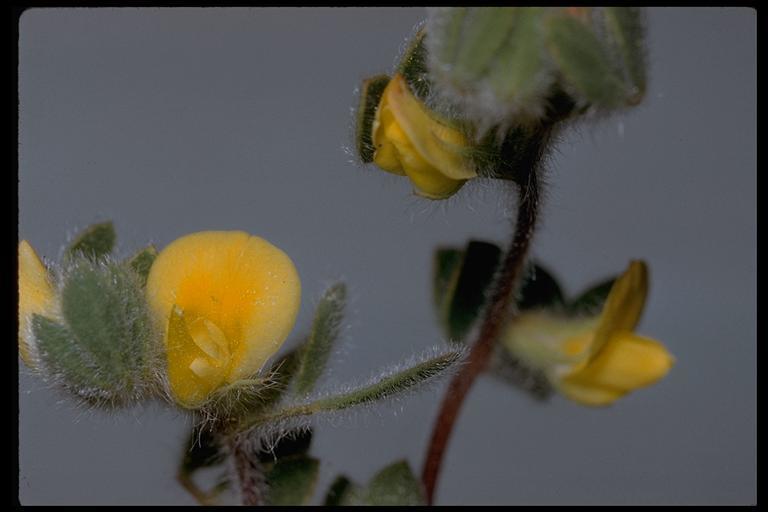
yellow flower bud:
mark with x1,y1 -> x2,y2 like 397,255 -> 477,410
502,261 -> 674,406
146,231 -> 301,409
18,240 -> 58,368
371,74 -> 477,199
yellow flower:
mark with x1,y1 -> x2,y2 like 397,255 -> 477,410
146,231 -> 301,409
18,240 -> 58,368
502,260 -> 674,406
371,74 -> 477,199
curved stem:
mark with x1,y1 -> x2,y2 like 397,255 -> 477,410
421,161 -> 542,505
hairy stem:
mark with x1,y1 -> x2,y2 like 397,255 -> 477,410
421,131 -> 547,504
231,436 -> 268,506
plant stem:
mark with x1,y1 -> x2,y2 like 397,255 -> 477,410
231,436 -> 267,506
421,144 -> 544,504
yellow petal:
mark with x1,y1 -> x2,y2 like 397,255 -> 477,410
590,260 -> 648,358
164,305 -> 227,407
556,380 -> 625,407
382,74 -> 477,181
146,231 -> 301,407
372,100 -> 406,176
560,332 -> 674,406
18,240 -> 56,367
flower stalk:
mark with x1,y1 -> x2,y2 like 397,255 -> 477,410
421,127 -> 550,504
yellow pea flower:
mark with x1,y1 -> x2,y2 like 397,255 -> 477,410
502,261 -> 674,406
18,240 -> 58,368
371,74 -> 477,200
146,231 -> 301,409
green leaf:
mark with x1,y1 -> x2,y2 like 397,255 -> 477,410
32,314 -> 115,396
294,283 -> 347,395
517,262 -> 565,311
364,460 -> 425,506
65,221 -> 116,260
567,276 -> 616,316
602,7 -> 646,104
127,245 -> 157,286
488,8 -> 551,109
434,241 -> 502,343
453,8 -> 520,81
545,13 -> 627,108
239,349 -> 464,430
59,258 -> 152,398
265,456 -> 320,506
324,475 -> 355,506
325,461 -> 425,506
355,75 -> 391,163
429,8 -> 467,69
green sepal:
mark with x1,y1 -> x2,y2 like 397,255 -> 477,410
433,240 -> 502,343
355,75 -> 391,163
397,28 -> 431,99
545,13 -> 628,109
58,257 -> 152,401
265,456 -> 320,506
325,460 -> 425,506
516,261 -> 565,311
127,245 -> 157,287
294,283 -> 347,395
65,221 -> 116,261
566,276 -> 617,316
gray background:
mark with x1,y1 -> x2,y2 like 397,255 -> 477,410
18,7 -> 756,505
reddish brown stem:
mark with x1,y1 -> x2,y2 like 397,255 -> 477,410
231,436 -> 267,506
421,169 -> 541,505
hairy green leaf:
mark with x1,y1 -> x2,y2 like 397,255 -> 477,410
325,460 -> 425,506
546,13 -> 627,108
602,7 -> 646,103
434,241 -> 502,343
517,262 -> 565,311
65,221 -> 116,260
127,245 -> 157,286
59,258 -> 152,396
265,456 -> 320,506
488,8 -> 550,109
294,283 -> 347,395
453,8 -> 519,81
32,314 -> 114,395
240,349 -> 464,430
